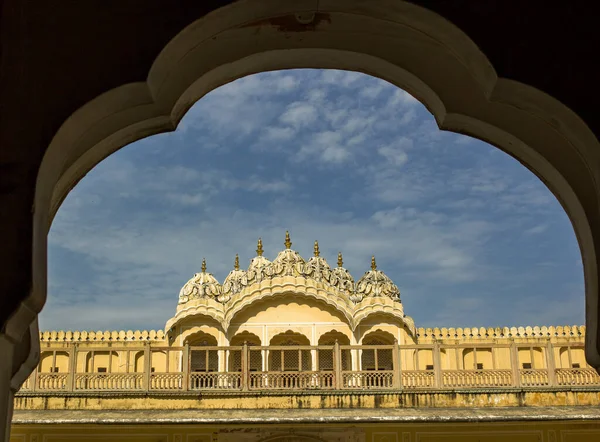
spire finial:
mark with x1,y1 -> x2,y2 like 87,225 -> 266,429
337,252 -> 343,267
201,258 -> 207,273
256,238 -> 263,256
234,254 -> 239,270
313,240 -> 320,257
371,255 -> 377,270
285,231 -> 292,249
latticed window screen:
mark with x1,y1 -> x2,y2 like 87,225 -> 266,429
249,348 -> 262,372
270,340 -> 311,371
228,345 -> 263,372
318,343 -> 351,371
190,349 -> 218,372
362,339 -> 394,370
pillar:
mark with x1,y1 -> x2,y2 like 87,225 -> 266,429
392,339 -> 401,389
143,343 -> 151,391
510,340 -> 520,387
546,340 -> 556,386
433,341 -> 443,388
334,340 -> 343,389
182,343 -> 189,391
67,344 -> 78,391
241,342 -> 249,391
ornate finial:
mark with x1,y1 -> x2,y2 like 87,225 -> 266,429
371,255 -> 377,270
313,240 -> 320,257
337,252 -> 343,267
256,238 -> 263,256
201,258 -> 207,273
234,254 -> 239,270
285,231 -> 292,249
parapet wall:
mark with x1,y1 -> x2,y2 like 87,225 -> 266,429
37,325 -> 585,343
39,330 -> 166,343
416,325 -> 586,340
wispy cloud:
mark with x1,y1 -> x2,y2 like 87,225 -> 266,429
44,69 -> 583,331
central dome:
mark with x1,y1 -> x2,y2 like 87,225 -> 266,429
269,231 -> 305,277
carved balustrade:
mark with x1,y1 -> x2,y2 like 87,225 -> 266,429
19,342 -> 600,394
556,368 -> 600,386
443,370 -> 513,388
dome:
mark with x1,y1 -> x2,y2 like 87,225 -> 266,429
330,252 -> 356,295
302,241 -> 331,282
220,254 -> 248,303
355,256 -> 400,302
247,238 -> 272,283
269,231 -> 305,277
178,258 -> 222,303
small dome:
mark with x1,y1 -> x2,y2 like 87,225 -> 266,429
221,254 -> 248,302
302,241 -> 331,282
330,252 -> 355,295
355,256 -> 400,302
270,231 -> 305,277
247,238 -> 272,282
178,258 -> 222,304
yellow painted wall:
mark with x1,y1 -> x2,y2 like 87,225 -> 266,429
10,420 -> 600,442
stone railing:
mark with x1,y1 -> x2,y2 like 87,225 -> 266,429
37,324 -> 585,343
17,343 -> 600,394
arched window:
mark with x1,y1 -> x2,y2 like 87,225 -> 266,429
186,332 -> 218,373
318,330 -> 352,372
361,330 -> 396,371
269,331 -> 311,371
229,331 -> 262,372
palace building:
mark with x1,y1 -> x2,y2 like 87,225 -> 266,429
11,233 -> 600,441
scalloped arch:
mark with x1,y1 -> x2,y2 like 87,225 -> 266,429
223,287 -> 354,331
19,0 -> 598,381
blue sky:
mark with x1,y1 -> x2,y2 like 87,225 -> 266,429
42,69 -> 584,331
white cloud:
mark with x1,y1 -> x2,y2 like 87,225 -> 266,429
45,69 -> 583,332
280,102 -> 318,127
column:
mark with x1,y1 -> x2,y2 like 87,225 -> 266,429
67,344 -> 78,391
182,343 -> 189,391
392,339 -> 401,389
510,340 -> 520,387
334,340 -> 343,389
143,343 -> 151,391
241,342 -> 249,391
433,342 -> 443,388
546,340 -> 556,386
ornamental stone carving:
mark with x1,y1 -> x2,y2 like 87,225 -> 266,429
302,241 -> 331,282
355,256 -> 401,301
330,252 -> 355,294
220,255 -> 248,303
247,238 -> 272,283
178,258 -> 222,303
270,231 -> 305,277
177,234 -> 403,316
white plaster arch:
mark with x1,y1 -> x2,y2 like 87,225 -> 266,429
223,279 -> 355,331
19,0 -> 599,383
180,327 -> 220,346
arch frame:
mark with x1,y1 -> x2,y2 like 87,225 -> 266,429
10,0 -> 597,385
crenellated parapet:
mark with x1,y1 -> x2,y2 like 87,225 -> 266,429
416,325 -> 586,340
39,329 -> 166,342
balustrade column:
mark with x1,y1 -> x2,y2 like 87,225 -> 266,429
546,341 -> 556,386
334,340 -> 342,389
67,344 -> 78,391
144,343 -> 151,391
392,340 -> 401,389
510,341 -> 520,387
182,343 -> 189,391
433,342 -> 442,388
241,342 -> 249,391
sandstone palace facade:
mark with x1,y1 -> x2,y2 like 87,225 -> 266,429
11,233 -> 600,441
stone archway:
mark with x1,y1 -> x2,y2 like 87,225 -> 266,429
4,1 -> 600,437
